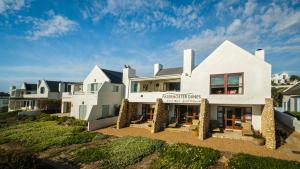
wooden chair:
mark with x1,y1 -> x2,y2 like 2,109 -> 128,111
131,115 -> 144,124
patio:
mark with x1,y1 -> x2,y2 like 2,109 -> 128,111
97,126 -> 300,162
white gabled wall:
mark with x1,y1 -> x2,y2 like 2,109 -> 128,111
83,65 -> 110,92
181,40 -> 271,105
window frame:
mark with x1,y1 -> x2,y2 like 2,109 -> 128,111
210,72 -> 244,95
112,85 -> 119,92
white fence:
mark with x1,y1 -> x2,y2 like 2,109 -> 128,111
87,116 -> 118,131
276,111 -> 300,132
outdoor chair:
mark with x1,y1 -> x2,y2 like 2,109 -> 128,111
131,115 -> 144,124
168,117 -> 178,128
210,120 -> 222,133
242,122 -> 254,136
189,119 -> 200,131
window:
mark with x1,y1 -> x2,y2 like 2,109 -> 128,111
88,83 -> 101,92
131,82 -> 138,93
210,73 -> 243,94
112,85 -> 119,92
166,82 -> 180,91
102,105 -> 110,117
40,87 -> 45,94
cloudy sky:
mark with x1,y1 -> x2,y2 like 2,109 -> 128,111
0,0 -> 299,91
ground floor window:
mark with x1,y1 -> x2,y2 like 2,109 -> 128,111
217,106 -> 252,129
175,105 -> 199,124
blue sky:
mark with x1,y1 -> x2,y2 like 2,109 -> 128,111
0,0 -> 299,92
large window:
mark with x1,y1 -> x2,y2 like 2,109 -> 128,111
166,82 -> 180,91
210,73 -> 243,94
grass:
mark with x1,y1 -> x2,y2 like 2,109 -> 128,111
228,153 -> 300,169
150,143 -> 220,169
74,136 -> 165,169
0,120 -> 100,151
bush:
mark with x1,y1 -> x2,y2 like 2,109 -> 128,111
0,148 -> 41,169
75,136 -> 165,168
228,153 -> 300,169
60,132 -> 97,146
150,143 -> 220,169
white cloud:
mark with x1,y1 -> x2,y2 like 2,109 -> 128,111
244,0 -> 256,16
82,0 -> 203,32
26,13 -> 78,40
0,0 -> 27,14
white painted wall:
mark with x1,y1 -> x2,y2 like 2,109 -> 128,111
181,40 -> 271,105
83,65 -> 110,92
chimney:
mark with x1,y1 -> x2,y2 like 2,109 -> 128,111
123,66 -> 136,98
255,49 -> 265,60
183,49 -> 195,76
154,63 -> 163,76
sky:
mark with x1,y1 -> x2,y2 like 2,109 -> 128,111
0,0 -> 300,92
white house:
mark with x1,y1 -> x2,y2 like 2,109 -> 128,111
9,80 -> 70,112
61,65 -> 124,121
120,40 -> 272,134
282,82 -> 300,112
0,92 -> 9,112
272,72 -> 290,85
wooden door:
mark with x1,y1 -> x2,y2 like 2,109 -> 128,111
225,108 -> 234,129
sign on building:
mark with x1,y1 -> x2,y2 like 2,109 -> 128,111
162,93 -> 201,103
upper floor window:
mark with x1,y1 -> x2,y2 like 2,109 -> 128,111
112,85 -> 119,92
131,82 -> 138,93
166,82 -> 180,91
88,83 -> 101,92
210,73 -> 243,94
40,87 -> 45,94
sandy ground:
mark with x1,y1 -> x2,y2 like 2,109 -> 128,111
97,126 -> 300,162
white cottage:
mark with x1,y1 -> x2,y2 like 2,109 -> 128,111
120,40 -> 273,139
62,65 -> 124,121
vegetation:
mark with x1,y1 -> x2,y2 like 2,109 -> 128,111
271,87 -> 287,107
150,143 -> 220,169
0,111 -> 19,120
0,148 -> 41,169
0,120 -> 98,151
75,136 -> 165,168
228,153 -> 300,169
290,75 -> 300,82
288,112 -> 300,120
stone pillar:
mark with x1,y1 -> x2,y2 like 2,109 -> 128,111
151,98 -> 167,133
116,100 -> 137,129
117,99 -> 128,129
199,98 -> 210,140
261,98 -> 276,149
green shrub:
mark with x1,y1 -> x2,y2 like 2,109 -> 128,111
60,132 -> 97,146
93,133 -> 109,140
75,136 -> 165,168
228,153 -> 300,169
150,143 -> 220,169
0,148 -> 41,169
0,111 -> 19,120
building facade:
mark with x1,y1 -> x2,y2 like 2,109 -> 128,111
119,40 -> 275,148
282,82 -> 300,112
61,65 -> 124,121
0,92 -> 9,112
8,80 -> 70,113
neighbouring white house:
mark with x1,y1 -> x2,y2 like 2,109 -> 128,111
119,40 -> 273,142
272,72 -> 290,85
8,80 -> 72,113
61,65 -> 124,121
282,82 -> 300,112
0,92 -> 9,112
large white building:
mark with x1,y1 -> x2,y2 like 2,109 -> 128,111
121,40 -> 271,132
61,65 -> 124,121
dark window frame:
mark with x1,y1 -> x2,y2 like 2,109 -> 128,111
210,72 -> 244,95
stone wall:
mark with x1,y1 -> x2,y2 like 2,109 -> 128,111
151,98 -> 167,133
116,99 -> 137,129
261,98 -> 276,149
116,99 -> 128,129
199,98 -> 210,140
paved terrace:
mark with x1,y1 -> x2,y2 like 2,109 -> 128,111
97,126 -> 300,162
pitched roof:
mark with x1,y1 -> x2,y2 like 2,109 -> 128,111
24,83 -> 37,91
101,69 -> 123,84
283,82 -> 300,95
45,80 -> 60,92
0,92 -> 9,97
156,67 -> 183,76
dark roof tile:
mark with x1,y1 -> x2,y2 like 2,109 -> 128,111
156,67 -> 183,76
101,69 -> 123,84
283,82 -> 300,95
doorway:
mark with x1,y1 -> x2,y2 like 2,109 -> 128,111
225,107 -> 243,129
175,105 -> 199,124
79,105 -> 87,120
142,104 -> 155,121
